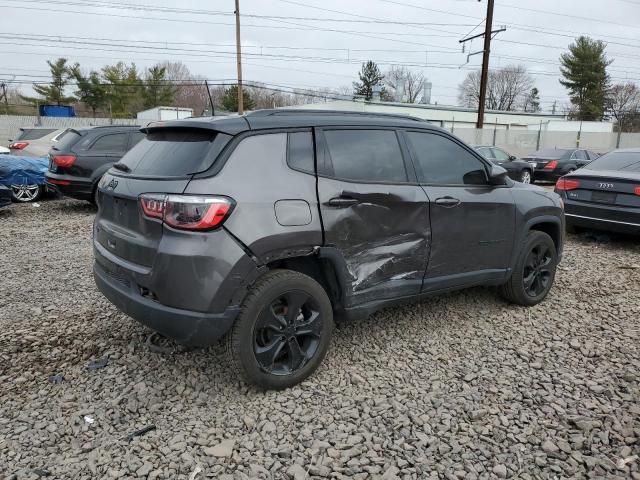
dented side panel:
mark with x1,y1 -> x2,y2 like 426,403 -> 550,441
317,177 -> 431,306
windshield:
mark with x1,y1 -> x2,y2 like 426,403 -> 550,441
531,148 -> 571,158
586,151 -> 640,172
117,128 -> 230,176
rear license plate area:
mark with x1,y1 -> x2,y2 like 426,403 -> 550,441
590,191 -> 616,204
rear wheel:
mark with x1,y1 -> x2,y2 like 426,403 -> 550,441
499,231 -> 557,306
226,269 -> 334,389
520,169 -> 532,184
11,184 -> 42,203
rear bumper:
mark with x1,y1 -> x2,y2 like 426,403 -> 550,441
46,173 -> 94,201
533,170 -> 561,182
564,199 -> 640,235
94,260 -> 239,346
565,212 -> 640,235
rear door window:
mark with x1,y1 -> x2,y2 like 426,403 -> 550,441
476,147 -> 494,159
574,150 -> 588,160
90,133 -> 128,153
117,128 -> 230,177
322,129 -> 407,183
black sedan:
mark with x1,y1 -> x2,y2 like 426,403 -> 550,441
0,184 -> 11,209
522,148 -> 600,182
474,146 -> 534,184
554,148 -> 640,235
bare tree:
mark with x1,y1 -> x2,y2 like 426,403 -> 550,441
458,65 -> 534,112
607,83 -> 640,132
157,61 -> 209,114
384,66 -> 425,103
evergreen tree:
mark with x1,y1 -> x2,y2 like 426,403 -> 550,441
560,36 -> 611,120
102,62 -> 143,118
21,58 -> 75,106
353,61 -> 386,101
221,85 -> 255,112
143,65 -> 176,109
70,66 -> 107,117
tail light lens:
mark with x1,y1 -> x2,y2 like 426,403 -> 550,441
52,154 -> 77,168
9,141 -> 29,150
544,160 -> 558,170
555,178 -> 580,191
139,194 -> 233,230
634,186 -> 640,196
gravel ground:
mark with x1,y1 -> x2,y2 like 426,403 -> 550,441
1,198 -> 639,480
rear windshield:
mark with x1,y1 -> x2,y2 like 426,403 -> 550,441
52,129 -> 82,151
586,151 -> 640,172
531,148 -> 571,158
15,128 -> 58,141
117,128 -> 230,176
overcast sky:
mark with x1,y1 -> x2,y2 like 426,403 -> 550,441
3,0 -> 640,113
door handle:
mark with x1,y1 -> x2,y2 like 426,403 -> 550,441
325,196 -> 359,208
434,196 -> 461,207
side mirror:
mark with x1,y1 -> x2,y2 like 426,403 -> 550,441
509,155 -> 516,161
489,164 -> 508,185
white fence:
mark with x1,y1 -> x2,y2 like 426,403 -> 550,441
451,127 -> 640,157
0,115 -> 139,143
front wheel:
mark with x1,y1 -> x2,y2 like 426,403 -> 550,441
226,269 -> 334,389
499,231 -> 557,306
11,184 -> 42,202
520,170 -> 532,184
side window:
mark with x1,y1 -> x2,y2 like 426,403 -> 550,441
575,150 -> 587,160
287,131 -> 314,174
323,129 -> 407,183
128,132 -> 145,149
90,133 -> 128,152
492,148 -> 510,161
406,132 -> 487,185
476,147 -> 494,159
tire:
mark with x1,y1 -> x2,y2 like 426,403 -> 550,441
520,169 -> 532,184
226,269 -> 334,390
11,184 -> 42,203
499,231 -> 557,306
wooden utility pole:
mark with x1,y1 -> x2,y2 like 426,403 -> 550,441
476,0 -> 494,128
235,0 -> 244,115
459,1 -> 504,129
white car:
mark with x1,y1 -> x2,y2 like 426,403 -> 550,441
0,146 -> 9,154
8,127 -> 68,157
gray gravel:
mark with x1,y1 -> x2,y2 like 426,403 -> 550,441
1,198 -> 639,480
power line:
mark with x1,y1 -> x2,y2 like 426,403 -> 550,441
495,1 -> 640,30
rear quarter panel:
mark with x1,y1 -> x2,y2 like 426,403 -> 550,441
183,132 -> 322,262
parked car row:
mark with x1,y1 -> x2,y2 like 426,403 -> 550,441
1,125 -> 140,206
474,146 -> 600,184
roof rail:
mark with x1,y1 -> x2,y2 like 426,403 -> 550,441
247,108 -> 425,122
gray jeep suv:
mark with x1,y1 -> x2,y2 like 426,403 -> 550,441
93,110 -> 565,389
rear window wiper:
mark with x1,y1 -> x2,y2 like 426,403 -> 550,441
112,162 -> 131,173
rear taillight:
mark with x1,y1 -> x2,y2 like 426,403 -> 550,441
634,186 -> 640,196
555,178 -> 580,191
544,160 -> 558,170
139,194 -> 233,230
47,179 -> 71,186
52,154 -> 77,168
9,141 -> 29,150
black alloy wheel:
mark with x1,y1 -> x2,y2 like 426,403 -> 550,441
253,290 -> 323,375
499,230 -> 557,306
522,243 -> 553,297
226,269 -> 333,389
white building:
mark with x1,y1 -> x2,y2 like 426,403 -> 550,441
290,100 -> 613,133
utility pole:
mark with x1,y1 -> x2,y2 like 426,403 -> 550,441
459,0 -> 504,129
477,0 -> 494,128
234,0 -> 244,115
204,80 -> 215,116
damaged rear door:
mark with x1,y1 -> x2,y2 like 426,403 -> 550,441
316,127 -> 430,307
